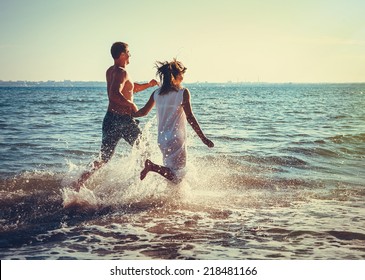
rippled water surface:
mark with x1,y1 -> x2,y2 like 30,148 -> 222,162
0,84 -> 364,259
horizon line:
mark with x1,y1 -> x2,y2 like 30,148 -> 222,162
0,79 -> 365,85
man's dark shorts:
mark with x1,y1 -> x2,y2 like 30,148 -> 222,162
101,111 -> 141,161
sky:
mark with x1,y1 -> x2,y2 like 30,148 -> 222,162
0,0 -> 364,83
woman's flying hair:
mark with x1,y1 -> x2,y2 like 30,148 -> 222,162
155,59 -> 187,95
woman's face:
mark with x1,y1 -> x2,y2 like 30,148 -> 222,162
175,72 -> 184,84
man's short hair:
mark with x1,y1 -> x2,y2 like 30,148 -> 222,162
111,42 -> 128,59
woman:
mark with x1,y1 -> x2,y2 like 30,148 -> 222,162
133,59 -> 214,183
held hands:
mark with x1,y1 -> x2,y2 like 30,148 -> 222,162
131,111 -> 137,117
129,101 -> 138,113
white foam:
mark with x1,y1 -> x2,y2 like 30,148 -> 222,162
61,186 -> 98,208
60,117 -> 231,210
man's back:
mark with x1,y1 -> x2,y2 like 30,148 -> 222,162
106,65 -> 135,115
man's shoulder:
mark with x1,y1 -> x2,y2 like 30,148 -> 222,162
107,66 -> 128,78
107,65 -> 127,72
106,66 -> 113,73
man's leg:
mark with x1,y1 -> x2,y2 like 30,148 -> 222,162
123,117 -> 142,146
73,121 -> 119,191
74,160 -> 105,191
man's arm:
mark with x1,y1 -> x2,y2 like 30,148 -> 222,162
133,79 -> 159,93
182,88 -> 214,148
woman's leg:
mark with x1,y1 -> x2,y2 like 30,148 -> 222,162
140,159 -> 176,182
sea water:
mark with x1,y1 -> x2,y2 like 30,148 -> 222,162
0,83 -> 364,259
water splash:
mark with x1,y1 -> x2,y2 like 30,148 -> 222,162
61,187 -> 98,208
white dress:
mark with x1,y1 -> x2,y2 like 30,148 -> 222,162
154,88 -> 187,181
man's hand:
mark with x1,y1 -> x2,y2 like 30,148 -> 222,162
148,79 -> 159,87
130,102 -> 138,113
125,100 -> 138,114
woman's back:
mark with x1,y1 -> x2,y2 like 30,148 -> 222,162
133,59 -> 213,183
154,88 -> 187,143
154,88 -> 187,170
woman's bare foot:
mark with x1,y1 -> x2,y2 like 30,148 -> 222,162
140,159 -> 152,180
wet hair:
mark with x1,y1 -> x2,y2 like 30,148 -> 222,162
155,59 -> 187,95
111,42 -> 128,59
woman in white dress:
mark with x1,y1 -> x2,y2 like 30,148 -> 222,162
133,59 -> 214,183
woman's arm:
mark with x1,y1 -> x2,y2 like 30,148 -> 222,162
182,88 -> 214,148
132,92 -> 156,117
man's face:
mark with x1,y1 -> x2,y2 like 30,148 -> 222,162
122,48 -> 131,64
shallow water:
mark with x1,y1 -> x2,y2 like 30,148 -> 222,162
0,84 -> 364,259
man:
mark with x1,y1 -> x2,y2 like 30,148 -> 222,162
74,42 -> 158,190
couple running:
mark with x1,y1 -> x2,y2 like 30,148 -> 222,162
75,42 -> 213,190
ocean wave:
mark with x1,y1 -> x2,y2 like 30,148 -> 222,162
266,228 -> 365,241
0,163 -> 363,260
284,146 -> 339,158
284,133 -> 365,160
241,154 -> 308,168
327,133 -> 365,144
213,135 -> 246,142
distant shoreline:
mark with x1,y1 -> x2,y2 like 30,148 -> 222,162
0,80 -> 107,87
0,80 -> 364,87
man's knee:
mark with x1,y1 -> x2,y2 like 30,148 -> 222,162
126,128 -> 142,146
100,142 -> 117,162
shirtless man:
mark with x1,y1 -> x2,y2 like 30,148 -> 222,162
74,42 -> 158,190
